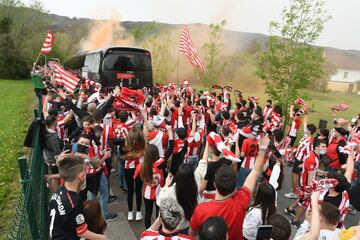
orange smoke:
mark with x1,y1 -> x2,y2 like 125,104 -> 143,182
80,15 -> 133,52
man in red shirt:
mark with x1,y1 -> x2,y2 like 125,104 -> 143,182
189,136 -> 270,240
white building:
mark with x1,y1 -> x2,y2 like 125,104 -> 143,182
325,50 -> 360,94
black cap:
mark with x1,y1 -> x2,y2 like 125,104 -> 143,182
334,127 -> 347,136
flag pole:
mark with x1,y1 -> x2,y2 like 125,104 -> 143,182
34,52 -> 42,66
44,54 -> 47,76
176,50 -> 180,86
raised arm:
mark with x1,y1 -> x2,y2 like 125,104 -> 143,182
139,105 -> 151,132
202,141 -> 209,162
189,112 -> 197,137
207,109 -> 216,124
299,191 -> 320,240
235,138 -> 240,158
243,136 -> 270,193
159,95 -> 167,116
290,105 -> 294,119
303,111 -> 308,130
63,110 -> 74,125
163,125 -> 174,161
344,148 -> 355,183
178,105 -> 184,128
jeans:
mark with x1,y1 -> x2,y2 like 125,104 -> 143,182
89,172 -> 110,218
117,157 -> 127,190
237,167 -> 252,188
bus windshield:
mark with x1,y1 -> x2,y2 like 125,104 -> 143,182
102,50 -> 151,71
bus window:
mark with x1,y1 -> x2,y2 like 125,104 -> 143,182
84,53 -> 101,73
103,51 -> 151,71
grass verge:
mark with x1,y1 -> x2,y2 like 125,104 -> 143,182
0,80 -> 33,238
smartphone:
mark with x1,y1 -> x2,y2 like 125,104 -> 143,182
256,225 -> 273,240
64,143 -> 72,152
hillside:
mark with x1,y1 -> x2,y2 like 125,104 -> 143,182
2,5 -> 360,84
45,12 -> 360,70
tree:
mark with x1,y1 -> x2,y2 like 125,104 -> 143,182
200,20 -> 227,89
307,59 -> 336,92
129,21 -> 157,44
257,0 -> 331,130
143,34 -> 175,85
0,0 -> 52,79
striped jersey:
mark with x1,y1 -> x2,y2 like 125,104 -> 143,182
113,118 -> 136,139
262,106 -> 273,120
319,190 -> 349,229
148,130 -> 168,157
135,158 -> 165,201
241,138 -> 259,169
56,115 -> 67,140
295,134 -> 313,162
300,151 -> 320,188
186,129 -> 204,158
125,156 -> 143,169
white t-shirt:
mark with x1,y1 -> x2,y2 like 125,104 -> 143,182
243,207 -> 263,240
294,220 -> 341,240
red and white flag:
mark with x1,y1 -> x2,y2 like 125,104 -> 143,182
179,25 -> 206,74
50,62 -> 79,92
331,103 -> 349,112
40,32 -> 55,54
295,98 -> 309,108
206,132 -> 240,162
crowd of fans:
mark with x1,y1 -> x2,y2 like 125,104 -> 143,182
34,72 -> 360,240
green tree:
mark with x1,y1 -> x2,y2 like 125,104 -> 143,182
307,59 -> 336,92
200,20 -> 227,89
143,34 -> 175,85
129,21 -> 157,43
0,0 -> 52,79
257,0 -> 331,129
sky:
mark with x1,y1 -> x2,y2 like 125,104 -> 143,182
25,0 -> 360,50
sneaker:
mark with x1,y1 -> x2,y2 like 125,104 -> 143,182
120,186 -> 128,193
105,213 -> 118,222
291,218 -> 301,229
127,211 -> 134,221
284,207 -> 296,217
108,195 -> 117,203
135,211 -> 143,221
284,192 -> 297,199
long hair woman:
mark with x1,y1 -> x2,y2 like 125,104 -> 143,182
124,126 -> 146,221
139,125 -> 174,228
157,163 -> 198,234
83,200 -> 107,234
242,182 -> 277,240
